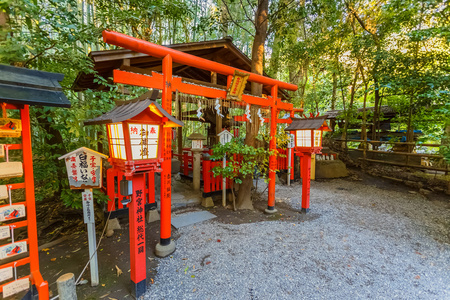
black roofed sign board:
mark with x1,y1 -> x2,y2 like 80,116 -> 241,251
0,64 -> 71,108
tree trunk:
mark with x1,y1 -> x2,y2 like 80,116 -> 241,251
236,0 -> 268,210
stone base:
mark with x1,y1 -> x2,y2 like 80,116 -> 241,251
201,196 -> 214,208
146,209 -> 160,223
264,208 -> 278,214
106,218 -> 121,231
301,208 -> 310,213
155,240 -> 176,258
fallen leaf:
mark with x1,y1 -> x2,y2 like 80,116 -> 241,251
108,298 -> 118,300
71,248 -> 81,253
206,261 -> 211,265
101,284 -> 105,287
191,275 -> 195,278
184,267 -> 189,274
99,293 -> 109,298
217,239 -> 221,242
193,288 -> 197,292
150,278 -> 154,284
415,275 -> 420,279
41,248 -> 50,252
51,258 -> 56,262
415,251 -> 422,255
115,265 -> 123,277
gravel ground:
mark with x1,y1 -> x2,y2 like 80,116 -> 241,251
144,178 -> 450,300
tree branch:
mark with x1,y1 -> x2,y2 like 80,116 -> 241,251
239,0 -> 256,26
220,0 -> 254,37
24,41 -> 58,67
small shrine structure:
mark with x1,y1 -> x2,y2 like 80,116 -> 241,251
0,64 -> 71,299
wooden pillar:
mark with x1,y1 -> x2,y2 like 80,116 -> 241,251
212,72 -> 222,144
266,85 -> 278,214
177,95 -> 183,165
156,54 -> 176,257
128,173 -> 146,298
300,153 -> 311,213
21,105 -> 49,299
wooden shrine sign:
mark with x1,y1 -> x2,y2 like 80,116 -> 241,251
227,70 -> 249,101
59,147 -> 108,189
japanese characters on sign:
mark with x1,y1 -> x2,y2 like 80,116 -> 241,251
2,277 -> 29,297
129,123 -> 159,160
63,150 -> 102,189
218,129 -> 233,145
135,188 -> 145,256
226,70 -> 250,101
82,190 -> 95,224
0,266 -> 13,282
288,134 -> 295,149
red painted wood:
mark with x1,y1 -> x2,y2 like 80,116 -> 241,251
103,30 -> 298,91
268,86 -> 278,208
129,173 -> 146,284
203,160 -> 211,193
160,54 -> 173,242
301,154 -> 312,210
20,105 -> 49,299
148,172 -> 155,204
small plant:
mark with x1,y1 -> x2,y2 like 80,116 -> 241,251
210,136 -> 274,185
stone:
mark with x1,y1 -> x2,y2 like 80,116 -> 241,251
105,229 -> 114,237
315,160 -> 348,179
171,159 -> 181,174
264,208 -> 278,214
106,218 -> 121,231
146,209 -> 160,223
201,197 -> 214,208
155,240 -> 176,258
419,188 -> 432,196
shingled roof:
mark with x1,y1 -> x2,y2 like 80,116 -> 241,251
0,64 -> 70,108
285,116 -> 331,131
73,37 -> 290,100
84,98 -> 183,127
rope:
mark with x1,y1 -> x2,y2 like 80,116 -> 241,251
75,208 -> 113,285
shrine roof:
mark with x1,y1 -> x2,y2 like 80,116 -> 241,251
0,64 -> 71,108
84,96 -> 183,127
285,116 -> 331,131
73,37 -> 290,100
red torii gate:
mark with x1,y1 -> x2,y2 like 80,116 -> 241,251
102,30 -> 298,296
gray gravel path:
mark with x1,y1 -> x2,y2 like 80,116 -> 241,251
144,179 -> 450,300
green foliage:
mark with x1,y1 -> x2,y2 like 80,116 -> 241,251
210,137 -> 274,184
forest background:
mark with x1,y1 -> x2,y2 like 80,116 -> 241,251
0,0 -> 449,209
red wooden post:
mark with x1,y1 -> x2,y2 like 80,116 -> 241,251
183,151 -> 188,176
148,172 -> 155,204
290,149 -> 294,181
156,54 -> 176,257
128,173 -> 146,297
106,168 -> 115,211
203,159 -> 211,194
266,85 -> 278,213
300,154 -> 311,212
21,105 -> 49,299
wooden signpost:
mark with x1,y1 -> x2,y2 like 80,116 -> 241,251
217,130 -> 233,207
59,147 -> 108,287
